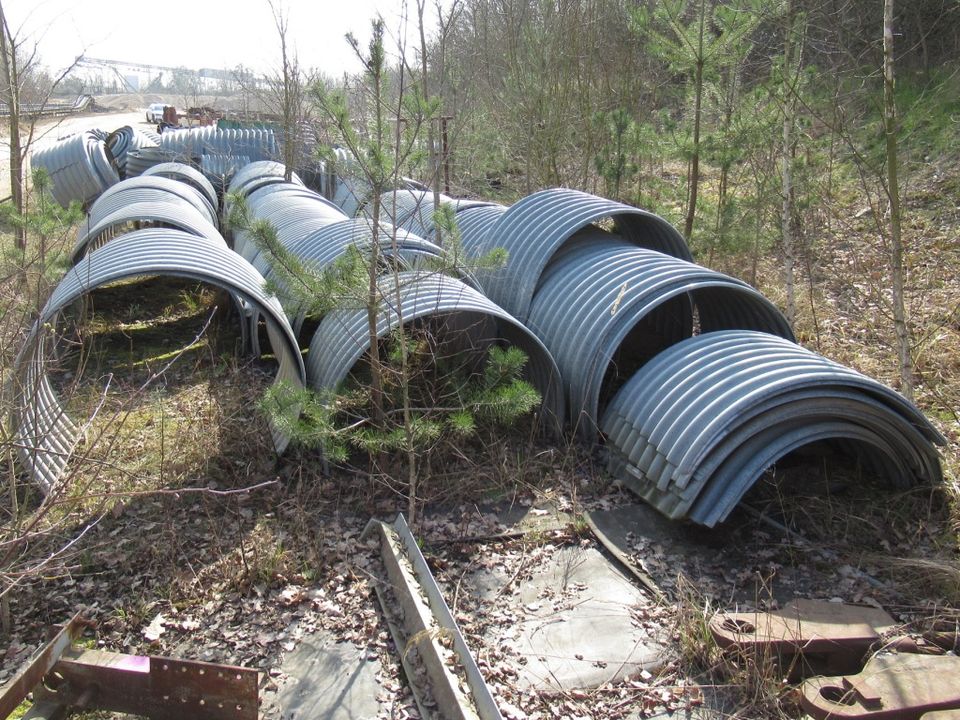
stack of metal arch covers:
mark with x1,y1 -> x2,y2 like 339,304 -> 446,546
13,229 -> 306,494
31,130 -> 120,208
141,163 -> 219,214
227,161 -> 303,200
306,271 -> 565,433
105,126 -> 160,179
255,218 -> 450,334
378,189 -> 502,243
526,238 -> 794,435
200,154 -> 251,188
72,176 -> 220,262
124,146 -> 178,177
601,330 -> 945,527
464,188 -> 692,322
232,183 -> 347,263
158,126 -> 278,164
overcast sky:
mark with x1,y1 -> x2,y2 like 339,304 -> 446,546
4,0 -> 441,79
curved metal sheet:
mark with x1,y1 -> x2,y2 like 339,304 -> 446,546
470,188 -> 692,321
86,175 -> 218,227
456,204 -> 508,258
306,271 -> 564,432
31,130 -> 120,208
105,126 -> 159,179
124,146 -> 178,177
13,229 -> 305,493
527,238 -> 794,435
261,218 -> 452,331
142,162 -> 219,212
601,330 -> 944,526
228,160 -> 302,198
158,126 -> 279,163
72,199 -> 224,262
201,154 -> 251,187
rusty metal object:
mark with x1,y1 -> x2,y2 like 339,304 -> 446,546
801,653 -> 960,719
710,599 -> 898,675
0,614 -> 84,718
0,616 -> 258,720
34,648 -> 258,720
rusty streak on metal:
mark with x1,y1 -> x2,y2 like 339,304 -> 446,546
33,648 -> 258,720
0,613 -> 84,719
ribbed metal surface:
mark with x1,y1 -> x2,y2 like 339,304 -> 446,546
158,126 -> 278,163
82,175 -> 218,228
601,330 -> 944,526
469,188 -> 692,321
456,204 -> 508,256
526,238 -> 794,435
13,229 -> 305,493
201,154 -> 251,188
261,218 -> 448,332
142,162 -> 219,212
332,175 -> 370,217
124,146 -> 177,177
306,271 -> 564,431
72,199 -> 224,262
31,130 -> 119,208
105,126 -> 159,179
378,189 -> 450,239
228,160 -> 302,198
234,184 -> 347,262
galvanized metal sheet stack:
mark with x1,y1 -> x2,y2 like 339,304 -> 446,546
14,229 -> 306,494
124,146 -> 178,178
305,271 -> 565,431
525,236 -> 795,436
105,126 -> 161,179
601,331 -> 945,526
465,188 -> 693,322
72,175 -> 220,262
157,126 -> 278,165
142,163 -> 219,214
31,129 -> 120,208
451,186 -> 943,524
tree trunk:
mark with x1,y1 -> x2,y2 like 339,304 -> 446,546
884,0 -> 913,400
0,1 -> 26,250
684,56 -> 703,241
780,0 -> 797,327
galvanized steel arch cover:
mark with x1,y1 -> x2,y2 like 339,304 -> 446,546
601,330 -> 944,526
14,229 -> 306,493
527,240 -> 794,434
469,188 -> 692,321
306,271 -> 565,431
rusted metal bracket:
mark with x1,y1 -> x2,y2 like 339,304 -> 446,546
801,653 -> 960,719
0,614 -> 85,719
363,514 -> 504,720
710,599 -> 899,676
0,617 -> 258,720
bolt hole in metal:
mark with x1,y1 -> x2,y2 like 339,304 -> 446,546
721,618 -> 756,634
820,685 -> 857,705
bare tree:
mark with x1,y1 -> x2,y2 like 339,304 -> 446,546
883,0 -> 912,400
0,0 -> 83,250
267,0 -> 306,182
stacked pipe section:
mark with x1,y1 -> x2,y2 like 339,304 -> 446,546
158,126 -> 277,170
452,187 -> 943,524
31,129 -> 120,208
105,126 -> 163,178
601,331 -> 945,527
72,170 -> 220,262
232,163 -> 565,429
14,229 -> 306,494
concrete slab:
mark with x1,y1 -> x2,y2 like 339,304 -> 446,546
472,544 -> 668,692
273,633 -> 383,720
